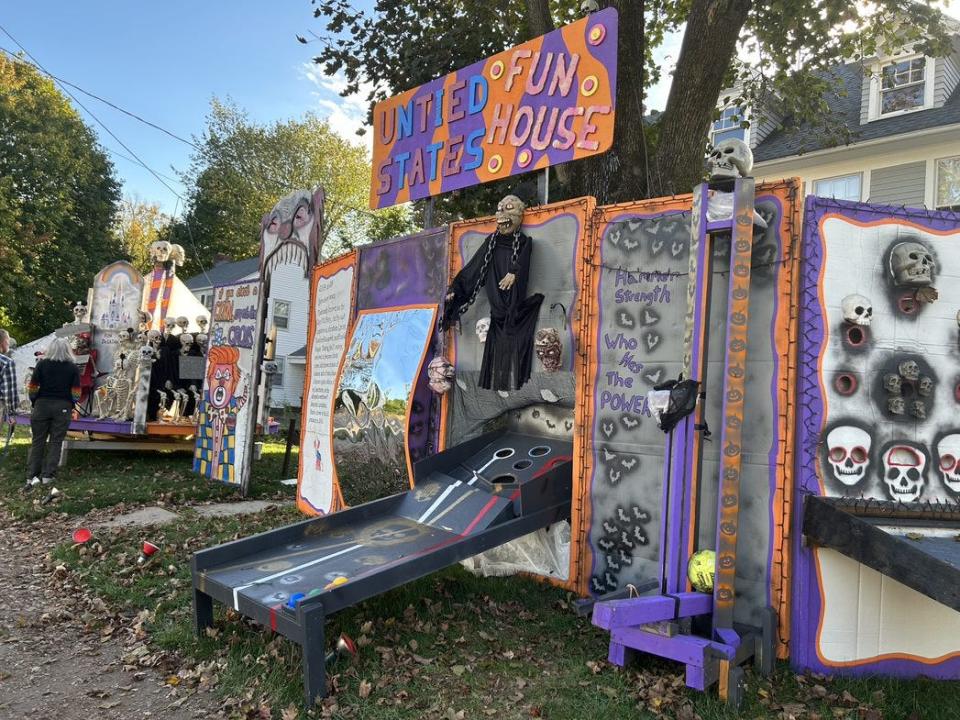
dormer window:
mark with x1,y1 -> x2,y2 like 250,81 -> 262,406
868,54 -> 934,120
711,106 -> 749,145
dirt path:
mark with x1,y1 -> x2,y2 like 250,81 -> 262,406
0,512 -> 222,720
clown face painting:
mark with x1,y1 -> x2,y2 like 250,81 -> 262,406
193,344 -> 249,484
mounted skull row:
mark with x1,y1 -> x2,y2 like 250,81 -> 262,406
824,426 -> 960,501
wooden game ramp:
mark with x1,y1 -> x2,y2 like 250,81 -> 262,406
802,496 -> 960,613
192,429 -> 573,706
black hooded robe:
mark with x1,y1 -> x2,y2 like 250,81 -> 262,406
442,231 -> 543,391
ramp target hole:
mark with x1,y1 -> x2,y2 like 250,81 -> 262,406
529,446 -> 551,457
494,448 -> 515,459
513,459 -> 533,470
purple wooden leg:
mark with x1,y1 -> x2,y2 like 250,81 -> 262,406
608,640 -> 628,666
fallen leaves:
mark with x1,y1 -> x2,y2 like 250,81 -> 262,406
358,679 -> 372,699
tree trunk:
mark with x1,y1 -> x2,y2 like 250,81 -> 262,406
652,0 -> 753,196
524,0 -> 554,37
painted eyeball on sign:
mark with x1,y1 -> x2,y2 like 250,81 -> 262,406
293,201 -> 312,229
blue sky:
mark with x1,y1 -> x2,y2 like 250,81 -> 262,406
1,1 -> 377,215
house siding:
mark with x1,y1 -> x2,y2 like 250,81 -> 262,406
751,108 -> 781,149
263,261 -> 311,409
860,71 -> 872,126
936,54 -> 960,107
868,161 -> 927,206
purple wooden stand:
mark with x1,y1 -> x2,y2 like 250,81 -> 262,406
591,180 -> 769,708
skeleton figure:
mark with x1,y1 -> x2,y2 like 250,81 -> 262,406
135,330 -> 148,346
138,345 -> 158,367
149,240 -> 172,264
168,244 -> 185,269
898,360 -> 920,382
176,315 -> 190,333
495,195 -> 525,237
889,241 -> 936,287
163,318 -> 177,337
475,317 -> 490,344
156,388 -> 170,416
937,434 -> 960,493
147,330 -> 163,351
883,374 -> 902,395
95,354 -> 134,421
918,375 -> 934,397
534,327 -> 563,372
882,443 -> 927,503
825,425 -> 871,486
138,310 -> 152,331
427,356 -> 455,394
179,333 -> 194,356
195,332 -> 209,354
707,138 -> 753,181
72,301 -> 88,324
173,389 -> 190,422
196,315 -> 209,333
841,294 -> 873,326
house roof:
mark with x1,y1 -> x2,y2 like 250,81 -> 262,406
183,257 -> 260,291
289,345 -> 307,358
753,62 -> 960,163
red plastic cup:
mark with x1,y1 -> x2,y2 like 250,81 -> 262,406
72,528 -> 92,544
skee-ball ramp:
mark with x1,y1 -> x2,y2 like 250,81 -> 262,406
191,429 -> 572,705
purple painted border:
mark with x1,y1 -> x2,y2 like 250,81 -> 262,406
792,196 -> 960,678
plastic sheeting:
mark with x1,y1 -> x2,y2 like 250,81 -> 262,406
462,521 -> 571,582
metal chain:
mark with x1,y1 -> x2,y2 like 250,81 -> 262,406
455,231 -> 496,321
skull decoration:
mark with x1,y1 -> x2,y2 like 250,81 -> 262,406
937,434 -> 960,493
910,400 -> 927,420
888,396 -> 906,415
168,244 -> 185,267
179,333 -> 194,356
196,315 -> 209,333
149,240 -> 172,264
889,241 -> 935,287
917,375 -> 934,397
135,330 -> 147,345
71,331 -> 91,356
147,330 -> 163,350
825,426 -> 871,486
898,360 -> 920,382
495,195 -> 525,235
882,444 -> 927,503
707,138 -> 753,181
138,309 -> 152,331
427,356 -> 456,394
176,315 -> 190,332
138,345 -> 157,366
883,374 -> 902,395
580,0 -> 600,14
195,332 -> 209,353
163,318 -> 176,335
261,188 -> 324,279
117,327 -> 134,344
72,301 -> 88,323
840,294 -> 873,326
535,328 -> 563,372
475,317 -> 491,344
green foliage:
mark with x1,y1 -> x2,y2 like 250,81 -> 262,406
0,54 -> 122,339
166,99 -> 408,277
114,196 -> 171,272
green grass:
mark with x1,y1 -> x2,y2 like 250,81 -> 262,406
0,427 -> 297,519
52,507 -> 960,720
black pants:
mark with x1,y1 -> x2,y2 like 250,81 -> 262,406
28,398 -> 73,479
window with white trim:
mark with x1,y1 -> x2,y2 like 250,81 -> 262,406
273,299 -> 290,330
813,174 -> 861,202
936,156 -> 960,211
710,106 -> 748,145
870,55 -> 933,120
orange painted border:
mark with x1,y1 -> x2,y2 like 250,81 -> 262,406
810,213 -> 960,668
329,303 -> 438,509
296,251 -> 357,516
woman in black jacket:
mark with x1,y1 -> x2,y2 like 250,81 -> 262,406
25,336 -> 80,490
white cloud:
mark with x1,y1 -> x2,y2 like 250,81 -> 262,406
300,63 -> 376,150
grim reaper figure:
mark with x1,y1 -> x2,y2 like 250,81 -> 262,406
441,195 -> 544,391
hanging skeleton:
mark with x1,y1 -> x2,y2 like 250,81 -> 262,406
95,353 -> 134,421
440,195 -> 544,391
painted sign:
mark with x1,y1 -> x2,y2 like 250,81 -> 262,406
193,279 -> 260,486
370,8 -> 618,209
89,261 -> 144,378
298,254 -> 356,515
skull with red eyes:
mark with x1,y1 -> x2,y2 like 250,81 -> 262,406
261,187 -> 325,278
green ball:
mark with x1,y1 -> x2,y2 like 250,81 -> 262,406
687,549 -> 716,593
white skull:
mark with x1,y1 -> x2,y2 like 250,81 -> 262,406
196,315 -> 209,332
176,315 -> 190,331
882,444 -> 926,503
179,333 -> 194,355
883,374 -> 902,395
147,330 -> 163,349
72,301 -> 88,322
707,138 -> 753,180
841,294 -> 872,326
168,244 -> 185,266
195,332 -> 209,352
149,240 -> 171,263
476,317 -> 491,344
898,360 -> 920,382
937,434 -> 960,493
138,345 -> 156,365
580,0 -> 599,13
826,426 -> 871,486
135,330 -> 147,345
163,318 -> 176,333
917,376 -> 934,397
889,241 -> 935,287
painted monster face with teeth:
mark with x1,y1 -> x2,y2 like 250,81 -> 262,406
495,195 -> 525,235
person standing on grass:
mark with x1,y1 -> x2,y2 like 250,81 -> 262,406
24,336 -> 80,491
0,329 -> 18,436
